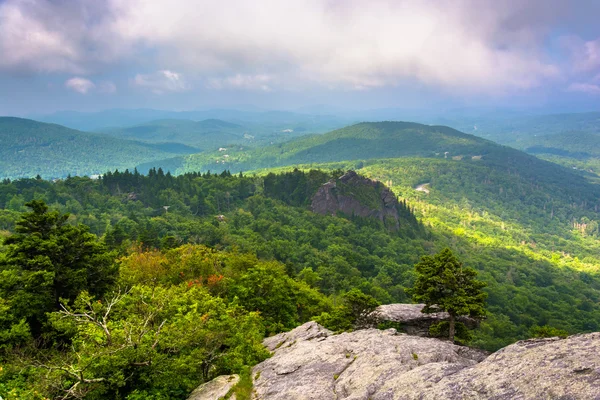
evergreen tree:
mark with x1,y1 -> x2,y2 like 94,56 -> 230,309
411,248 -> 487,342
0,200 -> 115,333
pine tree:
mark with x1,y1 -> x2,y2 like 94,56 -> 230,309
0,200 -> 116,333
411,248 -> 487,342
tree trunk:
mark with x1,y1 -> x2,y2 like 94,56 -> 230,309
448,313 -> 456,342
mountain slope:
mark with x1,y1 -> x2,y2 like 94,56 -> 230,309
0,117 -> 198,180
100,118 -> 245,150
248,121 -> 496,165
436,111 -> 600,146
520,131 -> 600,158
2,169 -> 600,352
140,120 -> 600,270
35,108 -> 351,133
145,121 -> 595,187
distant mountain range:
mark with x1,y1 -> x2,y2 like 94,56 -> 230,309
0,117 -> 199,180
34,108 -> 351,133
142,120 -> 568,178
100,119 -> 246,150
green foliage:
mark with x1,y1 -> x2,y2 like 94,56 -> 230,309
411,248 -> 487,341
2,165 -> 600,357
156,121 -> 502,175
428,321 -> 473,345
101,119 -> 245,150
38,284 -> 269,399
228,261 -> 330,334
0,200 -> 116,335
0,297 -> 31,351
228,366 -> 254,400
0,117 -> 196,180
316,289 -> 381,332
529,325 -> 569,339
522,131 -> 600,160
263,168 -> 336,207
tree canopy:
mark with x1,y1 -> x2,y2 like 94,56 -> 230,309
411,248 -> 487,342
0,200 -> 116,335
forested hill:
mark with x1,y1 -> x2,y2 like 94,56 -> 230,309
99,118 -> 246,149
0,117 -> 199,180
520,131 -> 600,158
1,169 -> 600,355
144,121 -> 588,185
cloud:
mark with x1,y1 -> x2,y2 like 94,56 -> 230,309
0,1 -> 125,74
561,36 -> 600,74
106,0 -> 572,93
1,0 -> 599,95
567,83 -> 600,95
132,70 -> 189,93
65,77 -> 96,94
208,74 -> 273,92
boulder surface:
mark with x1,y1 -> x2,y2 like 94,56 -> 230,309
187,374 -> 239,400
378,303 -> 479,336
251,322 -> 600,400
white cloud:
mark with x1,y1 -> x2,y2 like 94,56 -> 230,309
106,0 -> 567,93
132,70 -> 189,93
567,83 -> 600,95
65,77 -> 96,94
1,0 -> 598,95
208,74 -> 273,92
564,37 -> 600,73
0,1 -> 126,74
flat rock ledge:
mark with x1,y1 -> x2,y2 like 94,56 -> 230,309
193,322 -> 600,399
377,303 -> 479,336
187,374 -> 239,400
261,322 -> 600,400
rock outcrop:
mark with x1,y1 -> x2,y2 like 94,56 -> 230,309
252,322 -> 487,400
378,303 -> 479,337
311,171 -> 402,230
188,321 -> 599,400
187,374 -> 239,400
192,321 -> 600,399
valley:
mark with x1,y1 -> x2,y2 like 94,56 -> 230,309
2,112 -> 600,398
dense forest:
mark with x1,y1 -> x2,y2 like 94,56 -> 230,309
1,170 -> 599,399
3,120 -> 600,398
0,118 -> 199,180
99,119 -> 246,150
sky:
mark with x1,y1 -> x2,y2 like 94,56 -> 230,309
1,0 -> 600,116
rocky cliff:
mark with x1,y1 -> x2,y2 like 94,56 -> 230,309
191,321 -> 600,400
311,171 -> 402,230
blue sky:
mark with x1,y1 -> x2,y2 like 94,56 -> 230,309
1,0 -> 600,115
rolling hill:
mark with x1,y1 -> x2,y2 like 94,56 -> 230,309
435,111 -> 600,146
139,120 -> 600,291
0,117 -> 199,180
100,118 -> 246,150
142,121 -> 590,184
520,131 -> 600,159
35,108 -> 351,133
